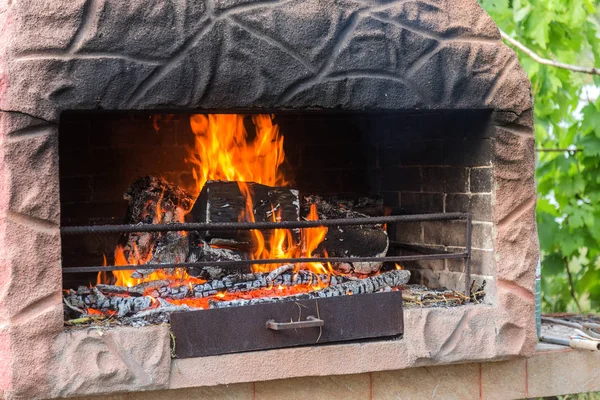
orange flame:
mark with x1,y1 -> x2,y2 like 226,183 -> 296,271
98,114 -> 332,301
187,114 -> 287,197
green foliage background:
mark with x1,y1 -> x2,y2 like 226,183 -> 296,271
480,0 -> 600,313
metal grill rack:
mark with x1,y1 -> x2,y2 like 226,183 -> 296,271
61,212 -> 473,297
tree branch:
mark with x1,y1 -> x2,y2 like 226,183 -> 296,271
500,29 -> 600,75
535,148 -> 582,152
564,258 -> 582,313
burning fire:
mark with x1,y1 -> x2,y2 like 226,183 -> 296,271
94,114 -> 363,308
187,114 -> 287,197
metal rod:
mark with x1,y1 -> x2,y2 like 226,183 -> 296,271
389,242 -> 459,255
540,335 -> 600,351
540,335 -> 571,347
62,252 -> 469,273
266,316 -> 324,330
60,212 -> 469,235
464,213 -> 473,298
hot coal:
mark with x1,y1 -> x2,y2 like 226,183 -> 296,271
63,269 -> 410,321
209,269 -> 410,308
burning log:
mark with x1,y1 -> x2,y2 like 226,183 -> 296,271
187,241 -> 247,279
119,176 -> 194,278
185,270 -> 345,299
209,269 -> 411,309
186,180 -> 302,277
64,287 -> 154,318
303,196 -> 389,275
189,180 -> 300,240
96,280 -> 170,296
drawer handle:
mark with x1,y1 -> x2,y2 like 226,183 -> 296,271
266,316 -> 324,330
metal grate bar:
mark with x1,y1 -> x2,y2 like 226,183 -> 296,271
60,212 -> 469,235
62,253 -> 469,274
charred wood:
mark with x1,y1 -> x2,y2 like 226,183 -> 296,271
266,264 -> 294,283
64,287 -> 154,318
303,195 -> 389,275
187,240 -> 247,279
189,180 -> 300,241
96,280 -> 170,296
327,196 -> 385,217
119,176 -> 194,278
151,270 -> 344,299
209,269 -> 411,309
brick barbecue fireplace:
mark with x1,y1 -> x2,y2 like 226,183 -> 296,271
0,1 -> 538,399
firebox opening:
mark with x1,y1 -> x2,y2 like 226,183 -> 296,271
59,110 -> 495,323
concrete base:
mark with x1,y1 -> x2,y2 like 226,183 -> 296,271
62,344 -> 600,400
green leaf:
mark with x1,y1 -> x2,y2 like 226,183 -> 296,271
580,135 -> 600,157
542,252 -> 565,276
525,12 -> 551,49
582,104 -> 600,135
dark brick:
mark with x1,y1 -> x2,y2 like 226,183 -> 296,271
366,168 -> 383,194
379,145 -> 402,167
131,144 -> 189,175
366,143 -> 379,168
60,176 -> 93,203
445,256 -> 465,273
405,268 -> 442,287
418,112 -> 448,139
400,140 -> 444,165
59,147 -> 95,177
444,138 -> 493,166
445,110 -> 493,138
90,147 -> 134,176
383,167 -> 421,191
302,144 -> 370,169
382,191 -> 400,208
340,169 -> 370,193
59,118 -> 91,150
92,175 -> 130,203
381,114 -> 425,143
422,167 -> 468,193
400,192 -> 443,213
394,222 -> 422,244
423,221 -> 466,247
470,167 -> 492,193
278,114 -> 363,145
471,194 -> 492,221
445,193 -> 470,213
60,200 -> 128,226
284,143 -> 303,169
295,169 -> 341,195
